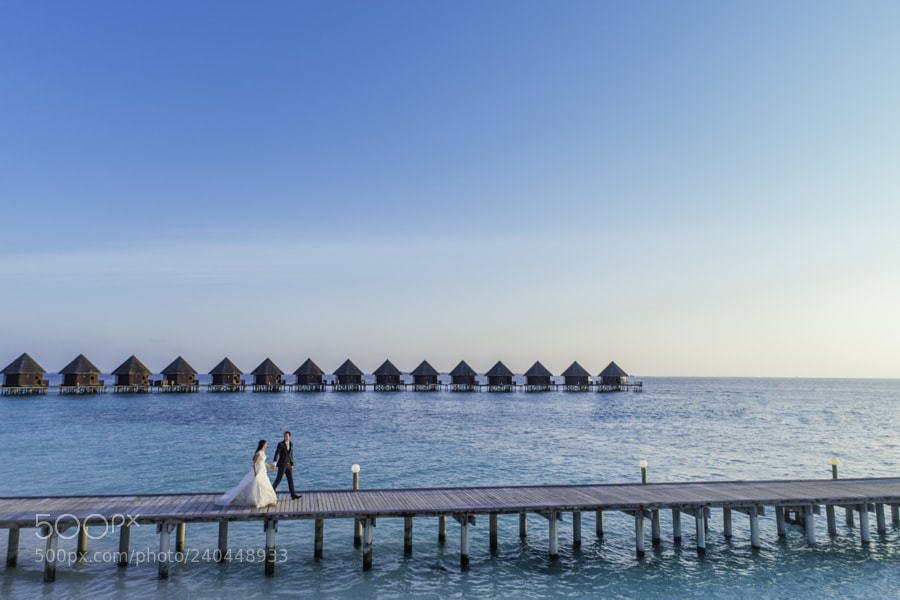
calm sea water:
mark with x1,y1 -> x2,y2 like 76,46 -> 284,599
1,377 -> 898,599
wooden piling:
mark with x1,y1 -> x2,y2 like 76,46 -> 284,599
363,518 -> 374,571
549,510 -> 559,560
695,508 -> 706,556
404,516 -> 413,557
118,524 -> 130,567
315,518 -> 324,560
846,505 -> 854,527
875,504 -> 886,535
460,517 -> 470,570
859,504 -> 870,544
651,509 -> 660,547
723,508 -> 732,540
775,506 -> 786,538
750,506 -> 760,549
176,522 -> 185,554
77,524 -> 88,560
519,511 -> 527,540
157,522 -> 173,579
826,505 -> 837,537
264,519 -> 277,577
43,527 -> 59,583
892,505 -> 899,529
596,510 -> 604,540
672,509 -> 682,544
634,512 -> 645,559
489,513 -> 498,555
438,514 -> 447,544
572,510 -> 582,549
6,526 -> 19,568
805,505 -> 816,546
217,521 -> 228,563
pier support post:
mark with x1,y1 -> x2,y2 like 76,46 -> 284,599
723,508 -> 732,540
217,522 -> 228,563
438,515 -> 447,545
672,509 -> 682,544
826,505 -> 836,537
519,512 -> 527,541
651,510 -> 660,547
6,527 -> 19,568
315,518 -> 324,560
460,518 -> 470,571
695,509 -> 706,556
596,510 -> 604,540
892,505 -> 899,529
175,522 -> 185,554
43,526 -> 59,583
264,519 -> 278,577
157,521 -> 174,579
363,518 -> 374,571
634,512 -> 645,559
859,504 -> 870,544
805,505 -> 816,546
845,505 -> 854,527
572,510 -> 582,549
549,511 -> 559,560
775,506 -> 786,538
77,524 -> 88,560
404,516 -> 413,557
875,504 -> 886,536
118,524 -> 130,567
489,514 -> 498,555
749,506 -> 760,549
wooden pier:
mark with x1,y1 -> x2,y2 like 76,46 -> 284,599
2,476 -> 898,582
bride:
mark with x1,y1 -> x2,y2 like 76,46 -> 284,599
216,440 -> 279,508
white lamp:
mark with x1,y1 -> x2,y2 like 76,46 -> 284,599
351,464 -> 360,474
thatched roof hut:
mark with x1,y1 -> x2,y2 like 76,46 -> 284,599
210,358 -> 243,386
562,361 -> 591,387
524,361 -> 552,387
485,361 -> 514,387
333,359 -> 363,385
598,361 -> 628,386
373,359 -> 402,386
252,358 -> 284,387
411,360 -> 439,386
60,354 -> 101,387
161,356 -> 197,386
449,360 -> 477,386
112,355 -> 151,387
294,358 -> 324,386
2,353 -> 48,388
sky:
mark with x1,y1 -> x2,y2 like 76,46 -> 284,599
1,1 -> 899,377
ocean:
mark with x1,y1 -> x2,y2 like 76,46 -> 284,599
1,377 -> 898,599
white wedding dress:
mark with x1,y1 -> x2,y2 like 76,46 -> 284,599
216,451 -> 278,508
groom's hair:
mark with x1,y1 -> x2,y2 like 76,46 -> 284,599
284,431 -> 291,436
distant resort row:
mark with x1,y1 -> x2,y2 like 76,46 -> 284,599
0,353 -> 641,395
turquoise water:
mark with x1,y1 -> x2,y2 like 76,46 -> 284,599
1,377 -> 899,599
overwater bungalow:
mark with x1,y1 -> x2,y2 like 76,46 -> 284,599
252,358 -> 284,392
333,359 -> 364,391
484,361 -> 515,392
159,356 -> 199,392
449,360 -> 477,392
59,354 -> 104,394
410,360 -> 440,391
1,353 -> 49,395
292,358 -> 325,391
112,355 -> 152,393
596,361 -> 642,392
373,359 -> 402,391
209,358 -> 244,392
562,361 -> 591,391
523,361 -> 553,392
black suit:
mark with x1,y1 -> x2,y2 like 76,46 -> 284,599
272,440 -> 297,496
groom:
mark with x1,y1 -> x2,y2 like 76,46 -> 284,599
272,431 -> 300,499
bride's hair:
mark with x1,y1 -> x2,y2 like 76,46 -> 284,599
255,440 -> 267,455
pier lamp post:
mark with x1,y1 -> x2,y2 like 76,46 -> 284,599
352,464 -> 362,547
830,457 -> 839,480
352,464 -> 360,489
639,460 -> 648,484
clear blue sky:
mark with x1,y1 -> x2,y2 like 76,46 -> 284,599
2,1 -> 899,377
